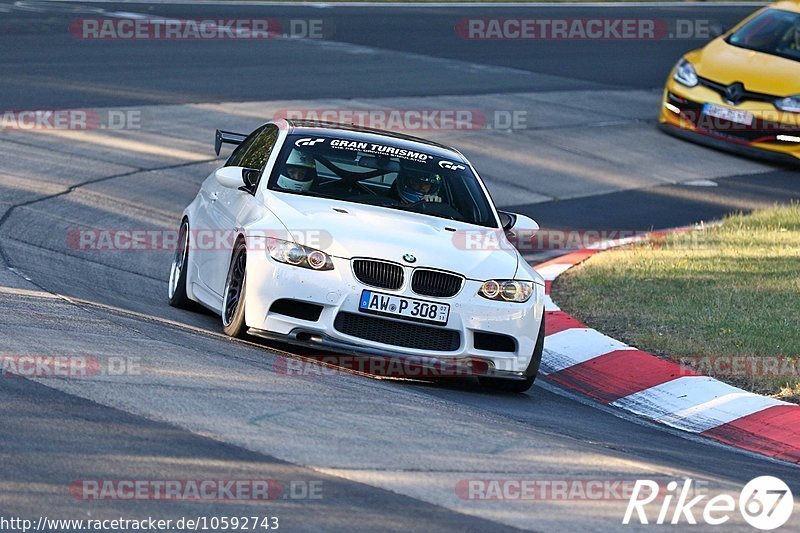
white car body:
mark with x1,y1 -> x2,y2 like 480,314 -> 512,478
171,120 -> 545,384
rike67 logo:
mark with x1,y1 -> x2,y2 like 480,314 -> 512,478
624,477 -> 793,530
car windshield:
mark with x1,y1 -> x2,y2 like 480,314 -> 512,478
267,134 -> 498,227
726,8 -> 800,62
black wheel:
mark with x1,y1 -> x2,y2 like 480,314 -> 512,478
168,219 -> 192,308
222,241 -> 248,338
479,313 -> 545,393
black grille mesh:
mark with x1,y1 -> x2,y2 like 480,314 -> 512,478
697,77 -> 775,104
412,269 -> 464,298
334,312 -> 460,351
352,259 -> 404,290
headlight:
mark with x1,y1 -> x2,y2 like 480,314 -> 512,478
673,58 -> 698,88
775,95 -> 800,113
268,240 -> 333,271
479,280 -> 534,303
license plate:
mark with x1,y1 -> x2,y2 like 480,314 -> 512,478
702,103 -> 754,126
359,290 -> 450,326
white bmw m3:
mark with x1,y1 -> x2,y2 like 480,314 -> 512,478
169,120 -> 545,392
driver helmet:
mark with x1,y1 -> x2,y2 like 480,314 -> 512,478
277,150 -> 317,191
396,169 -> 443,203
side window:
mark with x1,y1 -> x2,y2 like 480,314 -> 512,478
238,126 -> 279,170
225,125 -> 266,168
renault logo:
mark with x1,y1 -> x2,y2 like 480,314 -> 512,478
403,254 -> 416,263
724,82 -> 745,105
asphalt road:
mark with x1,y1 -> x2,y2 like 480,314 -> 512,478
0,1 -> 762,108
1,1 -> 799,532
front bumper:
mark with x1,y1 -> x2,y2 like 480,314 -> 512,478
658,122 -> 800,167
243,253 -> 545,377
658,79 -> 800,166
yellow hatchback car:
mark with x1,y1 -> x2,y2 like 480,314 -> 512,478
659,1 -> 800,164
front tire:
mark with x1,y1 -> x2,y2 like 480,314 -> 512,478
479,312 -> 545,393
168,219 -> 192,309
221,241 -> 248,338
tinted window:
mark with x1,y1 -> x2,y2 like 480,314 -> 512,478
226,126 -> 264,168
226,125 -> 279,170
727,9 -> 800,62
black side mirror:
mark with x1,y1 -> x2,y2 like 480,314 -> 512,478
239,168 -> 260,195
498,211 -> 517,232
243,168 -> 260,187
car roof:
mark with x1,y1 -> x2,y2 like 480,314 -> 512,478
772,1 -> 800,13
284,119 -> 468,162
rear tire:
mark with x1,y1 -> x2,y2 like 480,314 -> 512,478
222,241 -> 248,339
479,313 -> 545,393
168,219 -> 192,309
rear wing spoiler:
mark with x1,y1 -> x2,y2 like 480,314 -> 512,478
215,129 -> 248,156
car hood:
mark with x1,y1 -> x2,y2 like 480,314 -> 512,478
689,38 -> 800,96
263,193 -> 520,280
